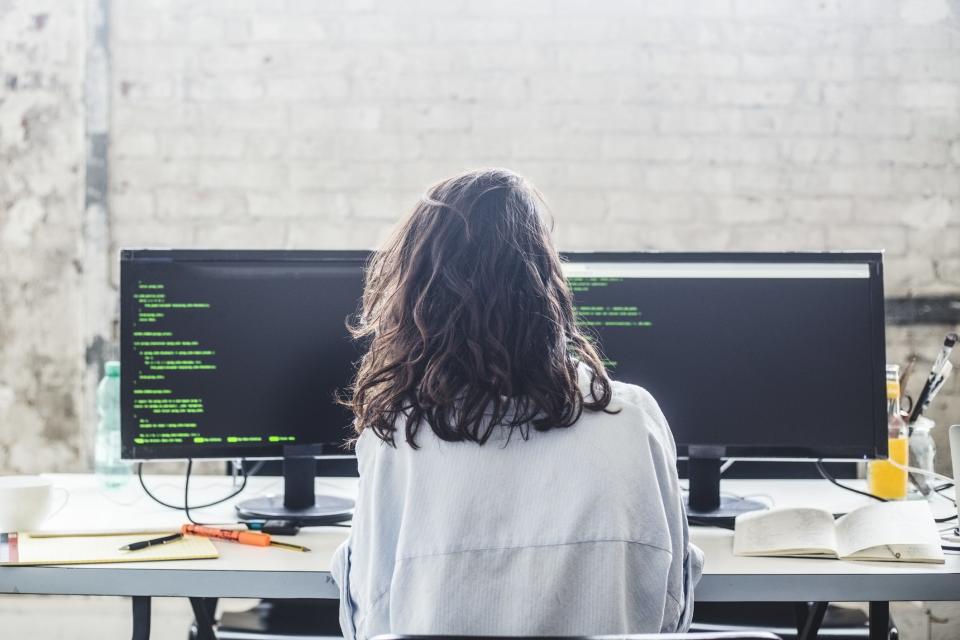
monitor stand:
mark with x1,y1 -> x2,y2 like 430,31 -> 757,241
686,450 -> 766,524
235,446 -> 354,526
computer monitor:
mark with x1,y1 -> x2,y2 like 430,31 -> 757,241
120,249 -> 369,523
561,252 -> 887,518
121,249 -> 887,523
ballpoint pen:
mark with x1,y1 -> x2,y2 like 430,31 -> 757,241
908,333 -> 958,423
923,361 -> 952,409
119,532 -> 183,552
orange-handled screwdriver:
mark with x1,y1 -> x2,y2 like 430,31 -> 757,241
181,524 -> 310,552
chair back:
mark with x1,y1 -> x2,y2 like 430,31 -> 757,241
373,632 -> 782,640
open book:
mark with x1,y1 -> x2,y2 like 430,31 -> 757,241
734,500 -> 944,563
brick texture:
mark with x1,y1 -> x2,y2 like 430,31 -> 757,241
105,0 -> 960,474
4,1 -> 960,479
107,0 -> 959,296
0,0 -> 85,473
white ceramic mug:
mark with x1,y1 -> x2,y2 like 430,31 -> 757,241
0,476 -> 69,533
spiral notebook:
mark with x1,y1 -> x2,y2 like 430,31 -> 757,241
0,532 -> 218,566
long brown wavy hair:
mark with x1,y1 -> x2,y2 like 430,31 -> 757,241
346,168 -> 613,447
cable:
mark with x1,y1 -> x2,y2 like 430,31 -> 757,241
184,458 -> 202,525
815,459 -> 887,502
931,484 -> 957,523
815,460 -> 957,522
138,460 -> 249,511
932,479 -> 958,523
934,483 -> 956,505
885,458 -> 954,485
878,462 -> 956,522
232,459 -> 267,480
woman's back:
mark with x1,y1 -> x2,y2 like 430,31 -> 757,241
333,379 -> 702,639
333,168 -> 701,639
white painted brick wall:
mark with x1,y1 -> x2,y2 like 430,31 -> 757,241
3,0 -> 960,496
103,0 -> 960,501
0,0 -> 86,474
106,0 -> 959,302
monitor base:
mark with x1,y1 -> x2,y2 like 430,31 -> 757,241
686,450 -> 767,526
686,495 -> 766,526
235,494 -> 354,526
235,446 -> 354,526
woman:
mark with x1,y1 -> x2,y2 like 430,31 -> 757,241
332,168 -> 702,639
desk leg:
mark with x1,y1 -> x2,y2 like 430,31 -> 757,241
799,601 -> 827,640
869,601 -> 890,640
190,597 -> 217,640
131,596 -> 151,640
794,602 -> 809,637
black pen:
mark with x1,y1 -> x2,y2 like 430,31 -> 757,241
119,532 -> 183,552
909,332 -> 958,423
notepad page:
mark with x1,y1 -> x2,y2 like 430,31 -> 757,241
734,508 -> 839,556
3,533 -> 218,566
835,501 -> 943,560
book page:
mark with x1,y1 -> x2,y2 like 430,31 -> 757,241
734,508 -> 838,557
835,501 -> 943,560
846,543 -> 945,564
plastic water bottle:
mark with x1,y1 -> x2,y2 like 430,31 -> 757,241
95,361 -> 131,488
908,416 -> 937,498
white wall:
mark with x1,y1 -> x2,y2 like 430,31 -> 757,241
0,0 -> 86,472
103,0 -> 960,476
2,0 -> 959,479
109,0 -> 959,299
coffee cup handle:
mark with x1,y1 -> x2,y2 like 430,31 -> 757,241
48,487 -> 70,519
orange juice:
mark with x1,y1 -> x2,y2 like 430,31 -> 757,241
869,365 -> 908,500
868,436 -> 908,499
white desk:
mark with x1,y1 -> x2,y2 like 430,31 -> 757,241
693,480 -> 960,603
0,474 -> 351,600
1,474 -> 958,636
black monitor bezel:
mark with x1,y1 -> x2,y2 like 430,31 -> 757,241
561,251 -> 888,460
120,249 -> 886,462
119,249 -> 372,461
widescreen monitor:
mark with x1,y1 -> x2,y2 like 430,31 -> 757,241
563,252 -> 887,517
120,250 -> 367,461
120,249 -> 367,523
120,250 -> 886,520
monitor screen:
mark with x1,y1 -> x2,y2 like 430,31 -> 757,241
121,250 -> 886,462
562,253 -> 887,459
120,250 -> 369,460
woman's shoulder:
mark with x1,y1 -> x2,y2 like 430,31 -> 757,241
609,379 -> 659,412
578,363 -> 657,413
599,379 -> 677,460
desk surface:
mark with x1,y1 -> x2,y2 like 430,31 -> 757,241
1,474 -> 957,602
